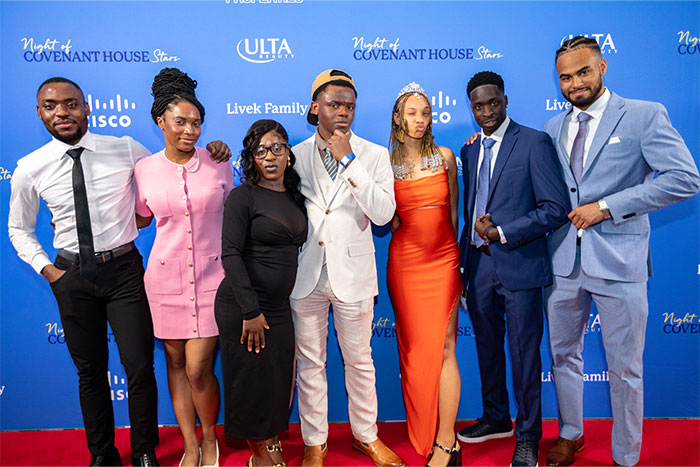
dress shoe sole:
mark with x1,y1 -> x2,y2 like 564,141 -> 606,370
352,443 -> 376,463
457,428 -> 514,443
352,444 -> 399,467
546,443 -> 584,466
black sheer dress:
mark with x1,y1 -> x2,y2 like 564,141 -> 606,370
215,183 -> 307,440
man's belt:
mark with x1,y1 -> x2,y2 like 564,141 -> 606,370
57,242 -> 135,265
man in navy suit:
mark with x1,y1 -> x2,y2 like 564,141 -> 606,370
457,71 -> 570,467
544,36 -> 700,467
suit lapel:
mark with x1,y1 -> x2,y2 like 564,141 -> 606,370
551,111 -> 574,180
582,92 -> 626,179
488,121 -> 518,202
306,140 -> 329,208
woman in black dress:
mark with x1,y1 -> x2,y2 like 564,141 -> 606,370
215,119 -> 307,467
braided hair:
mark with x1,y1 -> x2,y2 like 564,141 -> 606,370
150,67 -> 205,123
556,35 -> 601,62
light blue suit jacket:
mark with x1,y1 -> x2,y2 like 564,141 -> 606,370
544,91 -> 700,282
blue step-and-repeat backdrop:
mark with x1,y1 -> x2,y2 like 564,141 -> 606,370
1,1 -> 698,431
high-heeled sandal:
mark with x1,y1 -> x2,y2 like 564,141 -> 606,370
449,440 -> 462,467
266,442 -> 286,467
426,440 -> 462,467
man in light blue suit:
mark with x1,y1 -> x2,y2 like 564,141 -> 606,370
544,36 -> 700,467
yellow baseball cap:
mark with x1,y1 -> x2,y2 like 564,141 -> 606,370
307,69 -> 357,125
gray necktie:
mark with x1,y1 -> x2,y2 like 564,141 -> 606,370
570,112 -> 592,182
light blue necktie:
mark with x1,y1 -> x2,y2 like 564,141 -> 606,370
323,148 -> 338,181
570,112 -> 592,183
473,138 -> 496,247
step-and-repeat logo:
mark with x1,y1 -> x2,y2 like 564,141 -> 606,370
542,370 -> 609,383
108,370 -> 128,401
0,166 -> 12,182
236,38 -> 294,63
586,311 -> 601,334
545,98 -> 572,112
20,37 -> 180,64
677,30 -> 699,56
662,311 -> 699,334
431,91 -> 457,125
46,322 -> 65,344
87,93 -> 136,128
560,33 -> 617,55
351,36 -> 503,62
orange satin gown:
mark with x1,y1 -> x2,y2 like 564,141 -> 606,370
387,170 -> 462,457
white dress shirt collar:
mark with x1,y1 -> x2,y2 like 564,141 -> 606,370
49,130 -> 97,160
571,88 -> 610,123
482,116 -> 511,145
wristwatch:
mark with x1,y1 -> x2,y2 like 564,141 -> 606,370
483,225 -> 496,242
598,199 -> 611,219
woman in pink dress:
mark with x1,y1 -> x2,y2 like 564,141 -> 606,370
134,68 -> 234,467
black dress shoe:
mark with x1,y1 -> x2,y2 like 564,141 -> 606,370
511,439 -> 539,467
457,418 -> 514,443
89,448 -> 122,466
130,451 -> 159,467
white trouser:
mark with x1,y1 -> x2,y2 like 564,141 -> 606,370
291,265 -> 379,446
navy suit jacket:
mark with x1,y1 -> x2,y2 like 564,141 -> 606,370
459,120 -> 571,291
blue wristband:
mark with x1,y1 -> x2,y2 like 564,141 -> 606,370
339,152 -> 356,168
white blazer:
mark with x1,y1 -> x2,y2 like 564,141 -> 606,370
291,131 -> 395,303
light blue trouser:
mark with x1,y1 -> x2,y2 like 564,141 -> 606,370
545,248 -> 647,467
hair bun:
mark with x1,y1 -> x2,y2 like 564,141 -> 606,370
151,67 -> 198,98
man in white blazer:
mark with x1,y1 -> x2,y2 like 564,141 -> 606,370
543,36 -> 700,467
290,69 -> 404,467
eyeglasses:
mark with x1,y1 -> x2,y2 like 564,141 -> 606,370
254,143 -> 290,159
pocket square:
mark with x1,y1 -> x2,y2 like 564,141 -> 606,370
608,136 -> 621,144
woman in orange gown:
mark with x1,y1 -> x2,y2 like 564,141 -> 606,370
387,83 -> 463,466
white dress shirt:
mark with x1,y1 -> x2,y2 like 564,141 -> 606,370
560,88 -> 611,164
472,116 -> 511,244
8,131 -> 150,274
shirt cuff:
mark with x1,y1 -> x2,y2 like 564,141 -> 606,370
31,254 -> 53,275
496,226 -> 507,244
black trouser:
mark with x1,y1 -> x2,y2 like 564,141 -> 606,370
50,248 -> 159,456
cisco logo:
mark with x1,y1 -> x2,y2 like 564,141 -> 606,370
108,370 -> 128,401
87,93 -> 135,128
236,38 -> 293,64
431,91 -> 456,124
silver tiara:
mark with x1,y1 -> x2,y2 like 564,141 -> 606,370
397,82 -> 426,98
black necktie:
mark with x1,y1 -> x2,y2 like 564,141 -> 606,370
66,147 -> 97,281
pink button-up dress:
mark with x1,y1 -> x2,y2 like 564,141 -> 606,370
134,148 -> 234,339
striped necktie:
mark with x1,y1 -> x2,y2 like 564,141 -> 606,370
323,148 -> 338,181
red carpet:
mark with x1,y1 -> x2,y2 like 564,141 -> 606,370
1,419 -> 698,466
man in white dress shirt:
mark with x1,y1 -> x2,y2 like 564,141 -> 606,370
290,69 -> 404,467
8,77 -> 229,467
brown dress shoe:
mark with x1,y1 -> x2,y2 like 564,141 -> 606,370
352,438 -> 405,467
547,435 -> 584,466
301,443 -> 328,467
